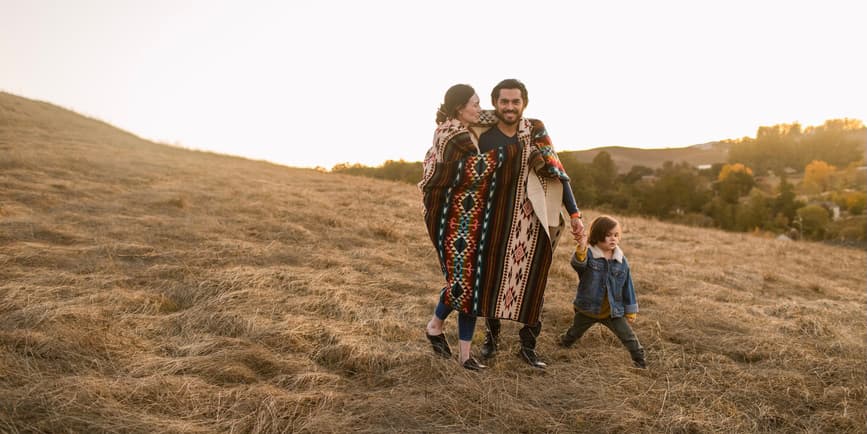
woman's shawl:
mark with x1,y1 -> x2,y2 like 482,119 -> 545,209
419,113 -> 569,325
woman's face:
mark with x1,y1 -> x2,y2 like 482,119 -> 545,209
456,93 -> 481,125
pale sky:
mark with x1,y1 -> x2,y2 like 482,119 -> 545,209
2,0 -> 865,169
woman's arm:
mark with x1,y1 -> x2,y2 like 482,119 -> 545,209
441,131 -> 477,162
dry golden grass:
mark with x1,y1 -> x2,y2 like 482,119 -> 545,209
1,91 -> 865,433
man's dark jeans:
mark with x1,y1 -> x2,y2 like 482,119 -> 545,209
485,318 -> 542,349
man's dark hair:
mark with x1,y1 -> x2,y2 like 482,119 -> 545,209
491,78 -> 529,107
588,215 -> 620,246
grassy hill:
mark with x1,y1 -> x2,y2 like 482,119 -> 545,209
1,91 -> 865,433
560,142 -> 731,172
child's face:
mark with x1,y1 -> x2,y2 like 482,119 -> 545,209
598,224 -> 621,252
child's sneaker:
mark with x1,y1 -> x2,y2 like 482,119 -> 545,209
632,358 -> 647,369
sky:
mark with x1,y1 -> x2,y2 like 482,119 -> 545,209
2,0 -> 865,169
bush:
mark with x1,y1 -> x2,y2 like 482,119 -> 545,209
796,204 -> 831,240
826,215 -> 867,243
846,192 -> 866,215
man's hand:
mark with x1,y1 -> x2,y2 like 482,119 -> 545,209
570,216 -> 585,242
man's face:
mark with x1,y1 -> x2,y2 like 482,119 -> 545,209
494,88 -> 524,126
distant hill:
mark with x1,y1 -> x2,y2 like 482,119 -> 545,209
560,141 -> 731,172
1,91 -> 864,433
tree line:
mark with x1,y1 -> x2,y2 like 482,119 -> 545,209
331,119 -> 866,244
727,118 -> 865,175
331,160 -> 423,185
559,153 -> 865,243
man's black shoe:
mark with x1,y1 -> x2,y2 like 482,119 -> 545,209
480,331 -> 498,359
519,347 -> 547,369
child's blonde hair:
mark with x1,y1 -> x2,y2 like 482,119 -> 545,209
587,215 -> 620,246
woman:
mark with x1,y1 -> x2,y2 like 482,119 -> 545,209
419,83 -> 486,370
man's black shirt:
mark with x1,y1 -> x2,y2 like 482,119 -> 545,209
478,125 -> 517,154
476,124 -> 579,215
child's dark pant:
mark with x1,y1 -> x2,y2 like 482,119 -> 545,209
564,310 -> 645,362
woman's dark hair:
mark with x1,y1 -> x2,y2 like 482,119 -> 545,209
588,215 -> 620,246
490,78 -> 528,107
437,84 -> 475,124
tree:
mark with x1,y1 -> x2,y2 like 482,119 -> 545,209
621,165 -> 654,184
590,151 -> 617,190
379,159 -> 424,183
796,204 -> 830,239
644,162 -> 711,218
735,189 -> 772,231
848,193 -> 867,215
584,151 -> 617,206
773,173 -> 801,224
836,191 -> 867,215
718,163 -> 754,181
729,123 -> 802,174
803,119 -> 866,167
703,196 -> 737,230
728,119 -> 865,173
560,159 -> 597,206
802,160 -> 837,194
716,163 -> 755,203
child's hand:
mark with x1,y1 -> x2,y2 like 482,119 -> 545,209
577,232 -> 587,250
626,314 -> 637,324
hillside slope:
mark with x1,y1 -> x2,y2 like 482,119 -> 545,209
560,142 -> 730,172
1,92 -> 865,433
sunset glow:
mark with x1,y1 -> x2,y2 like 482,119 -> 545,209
2,0 -> 864,169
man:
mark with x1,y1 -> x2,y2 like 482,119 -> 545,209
474,79 -> 585,368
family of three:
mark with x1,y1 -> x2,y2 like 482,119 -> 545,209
418,79 -> 646,371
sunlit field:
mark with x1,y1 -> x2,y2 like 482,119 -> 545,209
1,92 -> 865,433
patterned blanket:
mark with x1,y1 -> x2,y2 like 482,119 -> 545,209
419,113 -> 568,325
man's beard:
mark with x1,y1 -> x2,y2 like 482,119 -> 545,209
495,109 -> 521,125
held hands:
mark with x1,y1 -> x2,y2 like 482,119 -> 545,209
570,217 -> 585,243
576,232 -> 588,250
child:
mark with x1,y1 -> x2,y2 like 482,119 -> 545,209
559,215 -> 646,368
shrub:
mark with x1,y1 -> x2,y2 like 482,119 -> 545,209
796,204 -> 831,239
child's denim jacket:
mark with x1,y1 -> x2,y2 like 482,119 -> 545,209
570,245 -> 638,318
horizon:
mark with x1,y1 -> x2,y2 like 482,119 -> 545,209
2,89 -> 861,171
2,1 -> 865,169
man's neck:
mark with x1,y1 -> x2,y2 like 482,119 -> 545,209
496,122 -> 518,137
